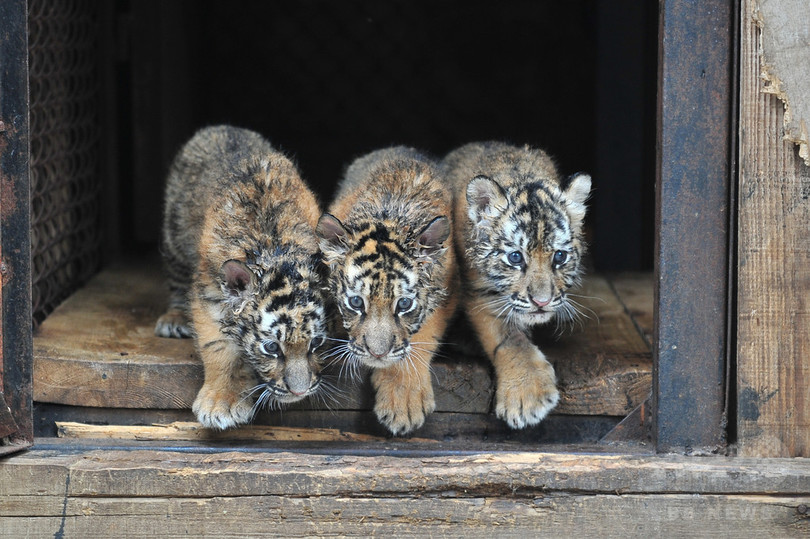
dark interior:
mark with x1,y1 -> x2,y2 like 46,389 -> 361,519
111,0 -> 657,272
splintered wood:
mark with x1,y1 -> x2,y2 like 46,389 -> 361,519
754,0 -> 810,165
33,261 -> 652,440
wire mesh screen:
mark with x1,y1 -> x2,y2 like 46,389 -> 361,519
28,0 -> 102,326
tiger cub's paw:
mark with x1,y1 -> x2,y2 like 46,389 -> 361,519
495,350 -> 560,429
192,383 -> 253,430
372,369 -> 436,436
155,308 -> 193,338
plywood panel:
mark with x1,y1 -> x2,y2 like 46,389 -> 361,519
738,0 -> 810,457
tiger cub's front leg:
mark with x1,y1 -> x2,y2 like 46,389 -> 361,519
469,302 -> 559,429
370,305 -> 452,435
190,303 -> 258,430
372,359 -> 435,436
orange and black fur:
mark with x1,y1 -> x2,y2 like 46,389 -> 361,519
443,142 -> 591,429
316,146 -> 457,435
155,125 -> 329,430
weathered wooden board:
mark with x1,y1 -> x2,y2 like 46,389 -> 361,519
1,448 -> 809,537
32,263 -> 200,409
54,421 -> 438,443
33,263 -> 651,421
39,406 -> 620,446
610,272 -> 654,346
5,449 -> 810,499
738,0 -> 810,458
1,494 -> 808,537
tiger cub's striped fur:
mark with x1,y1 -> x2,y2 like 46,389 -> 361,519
155,125 -> 328,430
443,142 -> 591,429
317,147 -> 458,435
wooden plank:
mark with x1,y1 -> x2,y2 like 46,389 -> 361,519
37,406 -> 620,447
536,275 -> 652,417
655,0 -> 733,453
32,263 -> 202,409
1,493 -> 808,537
3,447 -> 809,536
737,0 -> 810,457
610,272 -> 654,346
3,447 -> 810,498
54,421 -> 438,444
34,263 -> 651,419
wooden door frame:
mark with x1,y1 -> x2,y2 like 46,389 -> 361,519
654,0 -> 737,453
0,0 -> 33,450
0,0 -> 743,455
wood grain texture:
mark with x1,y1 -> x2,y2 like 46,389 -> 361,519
1,494 -> 807,537
6,449 -> 810,498
1,448 -> 809,537
738,0 -> 810,457
610,272 -> 654,347
54,421 -> 439,443
33,263 -> 651,419
39,407 -> 620,446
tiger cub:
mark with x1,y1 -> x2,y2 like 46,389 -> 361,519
442,141 -> 591,429
316,146 -> 457,435
155,125 -> 328,430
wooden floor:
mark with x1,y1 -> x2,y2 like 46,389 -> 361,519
32,261 -> 653,447
13,264 -> 810,537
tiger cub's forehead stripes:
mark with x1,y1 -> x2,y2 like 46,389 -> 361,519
344,221 -> 418,295
504,180 -> 573,251
254,259 -> 325,344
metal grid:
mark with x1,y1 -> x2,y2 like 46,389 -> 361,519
28,0 -> 102,325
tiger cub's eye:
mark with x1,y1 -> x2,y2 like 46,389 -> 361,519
260,340 -> 280,356
552,250 -> 569,268
507,251 -> 524,266
395,297 -> 414,314
348,295 -> 365,311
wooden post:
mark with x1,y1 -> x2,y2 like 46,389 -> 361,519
655,0 -> 734,452
0,0 -> 33,449
737,0 -> 810,457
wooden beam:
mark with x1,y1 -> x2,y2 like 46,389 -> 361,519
737,0 -> 810,457
1,493 -> 808,537
1,448 -> 809,536
0,0 -> 33,447
655,0 -> 734,453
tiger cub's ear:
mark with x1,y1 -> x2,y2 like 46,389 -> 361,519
562,172 -> 592,230
220,259 -> 255,298
466,175 -> 509,224
316,213 -> 350,259
415,216 -> 450,258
